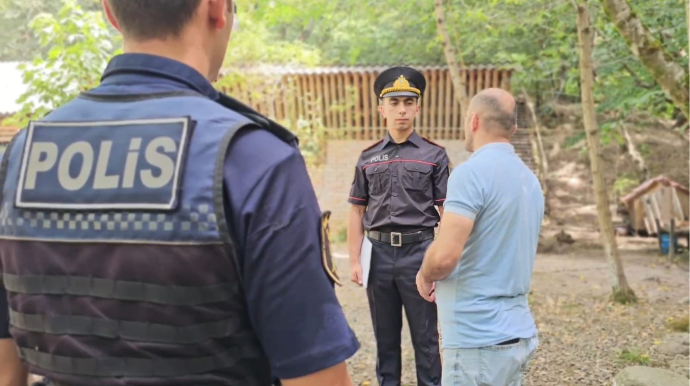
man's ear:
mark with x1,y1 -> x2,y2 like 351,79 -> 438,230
512,124 -> 518,134
208,0 -> 229,30
471,113 -> 480,132
102,0 -> 121,32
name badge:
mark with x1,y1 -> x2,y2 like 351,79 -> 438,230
15,118 -> 192,211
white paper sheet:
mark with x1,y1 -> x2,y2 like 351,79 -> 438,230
360,236 -> 373,289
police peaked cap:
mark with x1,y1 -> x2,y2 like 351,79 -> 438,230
374,66 -> 426,99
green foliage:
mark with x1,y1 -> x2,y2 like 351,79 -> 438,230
0,0 -> 102,61
2,0 -> 687,133
564,132 -> 587,148
611,286 -> 638,304
667,316 -> 690,332
618,348 -> 650,365
613,175 -> 640,196
224,1 -> 321,67
333,227 -> 348,244
3,0 -> 121,128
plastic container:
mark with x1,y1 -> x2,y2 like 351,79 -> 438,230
660,234 -> 679,254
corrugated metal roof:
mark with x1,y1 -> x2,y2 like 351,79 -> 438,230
219,64 -> 514,76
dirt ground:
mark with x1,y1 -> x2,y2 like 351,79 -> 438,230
333,238 -> 689,386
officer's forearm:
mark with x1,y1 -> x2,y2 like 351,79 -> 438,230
0,338 -> 28,386
347,205 -> 366,264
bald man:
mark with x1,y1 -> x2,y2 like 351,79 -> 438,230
415,88 -> 544,385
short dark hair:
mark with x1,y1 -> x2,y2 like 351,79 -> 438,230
474,93 -> 517,131
108,0 -> 202,40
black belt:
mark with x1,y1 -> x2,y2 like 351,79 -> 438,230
367,229 -> 435,247
497,338 -> 520,345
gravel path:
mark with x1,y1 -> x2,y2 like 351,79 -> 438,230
334,248 -> 689,386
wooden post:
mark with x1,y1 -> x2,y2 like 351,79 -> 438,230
354,73 -> 363,140
345,72 -> 354,139
418,71 -> 426,135
429,69 -> 438,137
297,75 -> 306,122
452,70 -> 461,138
444,69 -> 452,140
362,71 -> 371,138
329,73 -> 338,129
484,68 -> 492,91
338,73 -> 347,137
669,219 -> 676,260
469,69 -> 476,99
369,72 -> 381,138
501,69 -> 511,91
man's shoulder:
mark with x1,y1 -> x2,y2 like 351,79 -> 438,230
355,139 -> 385,163
360,139 -> 383,154
226,127 -> 300,173
420,136 -> 445,150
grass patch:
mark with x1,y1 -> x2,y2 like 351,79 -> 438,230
618,348 -> 650,366
667,316 -> 689,332
332,227 -> 348,244
611,288 -> 638,304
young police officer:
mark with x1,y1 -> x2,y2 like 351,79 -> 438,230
348,67 -> 450,386
0,1 -> 358,385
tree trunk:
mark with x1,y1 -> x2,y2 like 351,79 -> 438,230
434,0 -> 470,133
522,89 -> 551,215
574,0 -> 636,304
599,0 -> 689,119
621,125 -> 648,178
522,90 -> 550,180
687,0 -> 689,81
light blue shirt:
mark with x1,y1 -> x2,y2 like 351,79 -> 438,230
437,142 -> 544,348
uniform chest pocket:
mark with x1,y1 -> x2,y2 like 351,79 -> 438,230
402,162 -> 433,191
365,164 -> 390,195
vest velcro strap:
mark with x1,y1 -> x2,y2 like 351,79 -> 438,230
3,274 -> 234,306
18,346 -> 256,378
10,310 -> 243,345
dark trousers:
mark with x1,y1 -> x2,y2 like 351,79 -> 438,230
366,238 -> 442,386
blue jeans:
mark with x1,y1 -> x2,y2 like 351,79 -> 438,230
441,335 -> 538,386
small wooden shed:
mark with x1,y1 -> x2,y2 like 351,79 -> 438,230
620,176 -> 689,236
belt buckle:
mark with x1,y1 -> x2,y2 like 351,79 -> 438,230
390,232 -> 402,247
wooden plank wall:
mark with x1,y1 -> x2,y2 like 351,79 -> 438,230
219,67 -> 512,140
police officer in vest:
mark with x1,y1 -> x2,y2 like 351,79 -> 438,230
0,1 -> 359,385
348,67 -> 449,386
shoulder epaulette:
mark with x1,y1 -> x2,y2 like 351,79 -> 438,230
422,136 -> 445,149
361,139 -> 384,152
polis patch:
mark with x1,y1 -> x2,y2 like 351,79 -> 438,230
15,118 -> 192,211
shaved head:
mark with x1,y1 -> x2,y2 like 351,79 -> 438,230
463,88 -> 518,152
469,88 -> 517,134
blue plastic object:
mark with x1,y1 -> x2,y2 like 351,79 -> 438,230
660,234 -> 679,254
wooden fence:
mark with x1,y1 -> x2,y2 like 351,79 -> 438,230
218,65 -> 514,140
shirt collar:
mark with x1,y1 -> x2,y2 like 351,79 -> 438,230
101,53 -> 219,99
470,142 -> 515,158
380,130 -> 424,150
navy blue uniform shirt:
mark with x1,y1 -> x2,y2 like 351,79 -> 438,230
349,131 -> 450,232
0,53 -> 359,379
